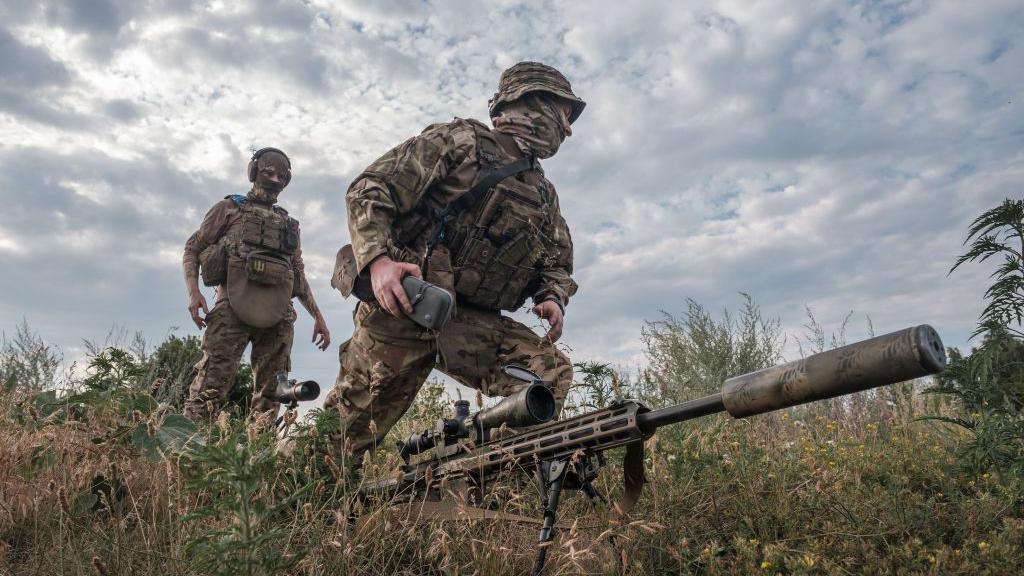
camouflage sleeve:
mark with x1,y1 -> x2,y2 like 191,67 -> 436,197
346,120 -> 478,272
534,184 -> 578,305
182,199 -> 234,282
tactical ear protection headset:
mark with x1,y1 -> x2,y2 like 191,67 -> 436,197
247,147 -> 292,184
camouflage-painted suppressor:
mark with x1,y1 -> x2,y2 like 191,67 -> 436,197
638,325 -> 946,431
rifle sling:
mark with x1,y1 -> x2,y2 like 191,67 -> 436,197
613,441 -> 647,518
427,156 -> 535,249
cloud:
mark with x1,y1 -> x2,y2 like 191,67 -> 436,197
0,27 -> 70,88
103,98 -> 141,122
0,0 -> 1021,399
43,0 -> 125,36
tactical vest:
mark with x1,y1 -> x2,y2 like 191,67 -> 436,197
211,195 -> 299,328
394,122 -> 552,311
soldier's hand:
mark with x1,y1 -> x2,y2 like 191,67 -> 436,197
533,300 -> 564,343
370,255 -> 422,318
312,315 -> 331,351
188,292 -> 209,329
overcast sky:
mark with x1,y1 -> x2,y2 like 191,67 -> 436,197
1,0 -> 1021,399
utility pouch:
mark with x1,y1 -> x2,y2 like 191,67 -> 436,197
425,244 -> 455,295
331,244 -> 374,301
401,276 -> 454,331
453,237 -> 493,295
198,242 -> 228,287
245,251 -> 292,286
226,252 -> 294,329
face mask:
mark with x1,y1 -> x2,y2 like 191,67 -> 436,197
492,94 -> 569,159
248,186 -> 280,205
249,153 -> 290,204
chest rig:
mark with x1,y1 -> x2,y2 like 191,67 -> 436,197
223,195 -> 300,327
226,197 -> 299,260
416,124 -> 552,311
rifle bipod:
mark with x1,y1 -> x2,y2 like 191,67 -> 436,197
533,452 -> 607,575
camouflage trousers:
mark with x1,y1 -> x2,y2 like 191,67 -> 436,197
323,302 -> 572,461
184,300 -> 296,425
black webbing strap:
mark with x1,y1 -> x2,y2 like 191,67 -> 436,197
427,156 -> 536,249
613,441 -> 647,518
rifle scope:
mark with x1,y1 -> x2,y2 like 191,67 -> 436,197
274,380 -> 320,403
396,381 -> 557,462
474,382 -> 556,431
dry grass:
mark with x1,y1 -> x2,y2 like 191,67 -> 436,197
1,377 -> 1022,576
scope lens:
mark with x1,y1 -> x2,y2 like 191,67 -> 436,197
525,384 -> 556,422
299,381 -> 320,401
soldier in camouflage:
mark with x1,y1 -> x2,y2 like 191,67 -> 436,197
182,148 -> 331,424
327,62 -> 584,462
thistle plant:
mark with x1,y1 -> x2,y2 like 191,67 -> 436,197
927,197 -> 1024,478
950,197 -> 1024,338
182,427 -> 312,576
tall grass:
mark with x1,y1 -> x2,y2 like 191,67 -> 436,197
2,304 -> 1021,575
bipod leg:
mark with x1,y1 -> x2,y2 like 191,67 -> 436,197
275,399 -> 299,432
580,481 -> 608,505
533,459 -> 569,576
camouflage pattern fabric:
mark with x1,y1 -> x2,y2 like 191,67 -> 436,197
491,93 -> 570,159
488,61 -> 586,124
184,301 -> 296,425
323,302 -> 572,461
183,194 -> 310,303
332,61 -> 582,463
345,117 -> 577,307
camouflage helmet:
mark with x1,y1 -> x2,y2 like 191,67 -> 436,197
488,61 -> 586,124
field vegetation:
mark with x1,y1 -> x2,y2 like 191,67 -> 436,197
1,199 -> 1022,575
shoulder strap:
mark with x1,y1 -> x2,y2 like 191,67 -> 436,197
225,194 -> 248,205
449,157 -> 535,214
426,157 -> 535,250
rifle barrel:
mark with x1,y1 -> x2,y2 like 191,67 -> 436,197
635,325 -> 946,433
637,394 -> 725,433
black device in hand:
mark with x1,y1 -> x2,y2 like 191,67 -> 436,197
401,276 -> 454,331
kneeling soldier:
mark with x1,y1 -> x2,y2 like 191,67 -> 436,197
329,62 -> 584,462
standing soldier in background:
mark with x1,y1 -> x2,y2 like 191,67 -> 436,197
182,148 -> 331,424
329,62 -> 584,462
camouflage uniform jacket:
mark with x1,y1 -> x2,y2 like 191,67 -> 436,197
183,195 -> 311,303
347,117 -> 577,311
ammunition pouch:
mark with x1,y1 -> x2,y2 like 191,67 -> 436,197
198,242 -> 228,287
450,176 -> 546,311
240,207 -> 298,256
